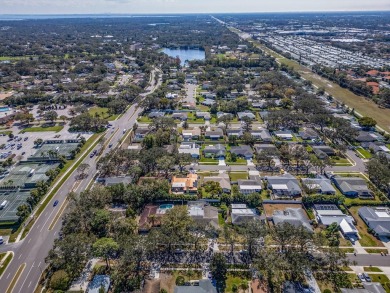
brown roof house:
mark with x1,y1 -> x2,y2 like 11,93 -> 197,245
171,173 -> 198,194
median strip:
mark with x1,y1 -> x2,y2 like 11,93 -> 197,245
6,263 -> 25,293
0,252 -> 14,278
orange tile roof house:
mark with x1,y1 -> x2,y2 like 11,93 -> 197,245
366,70 -> 379,77
366,81 -> 380,95
171,173 -> 198,194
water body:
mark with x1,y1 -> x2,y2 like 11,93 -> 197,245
162,48 -> 205,66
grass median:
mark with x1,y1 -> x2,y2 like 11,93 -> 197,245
0,253 -> 13,277
6,263 -> 25,293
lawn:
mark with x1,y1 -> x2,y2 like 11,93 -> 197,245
226,158 -> 247,165
365,248 -> 389,254
331,157 -> 353,166
348,206 -> 384,247
137,116 -> 152,123
356,148 -> 372,159
0,253 -> 13,277
20,125 -> 63,133
368,274 -> 390,293
225,274 -> 251,293
88,107 -> 118,121
364,267 -> 382,272
0,131 -> 12,136
229,172 -> 248,181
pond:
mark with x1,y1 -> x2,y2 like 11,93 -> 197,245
162,48 -> 205,66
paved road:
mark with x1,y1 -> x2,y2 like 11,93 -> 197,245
0,68 -> 162,293
348,254 -> 390,266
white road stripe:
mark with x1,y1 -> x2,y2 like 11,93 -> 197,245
18,261 -> 35,293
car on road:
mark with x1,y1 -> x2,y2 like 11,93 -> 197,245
123,128 -> 126,133
24,137 -> 28,141
358,273 -> 365,282
0,236 -> 3,245
22,152 -> 25,155
90,150 -> 97,158
53,200 -> 59,207
363,273 -> 371,282
109,144 -> 113,148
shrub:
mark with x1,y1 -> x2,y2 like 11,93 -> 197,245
160,290 -> 168,293
323,289 -> 332,293
49,270 -> 70,291
176,275 -> 185,286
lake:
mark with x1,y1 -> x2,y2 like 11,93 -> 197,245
162,48 -> 205,66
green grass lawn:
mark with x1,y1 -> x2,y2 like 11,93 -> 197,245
226,158 -> 247,165
356,148 -> 372,159
88,107 -> 118,121
331,157 -> 353,166
20,125 -> 63,133
137,116 -> 152,123
229,172 -> 248,181
364,266 -> 382,272
0,131 -> 12,136
225,274 -> 250,293
368,274 -> 390,293
0,253 -> 13,277
365,249 -> 389,254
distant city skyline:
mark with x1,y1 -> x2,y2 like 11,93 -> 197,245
0,0 -> 389,14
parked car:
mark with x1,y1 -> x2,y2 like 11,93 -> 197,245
0,236 -> 3,245
363,273 -> 371,282
358,273 -> 365,282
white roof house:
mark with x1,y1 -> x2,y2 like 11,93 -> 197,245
231,204 -> 261,225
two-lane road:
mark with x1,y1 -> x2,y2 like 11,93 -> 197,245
0,68 -> 161,293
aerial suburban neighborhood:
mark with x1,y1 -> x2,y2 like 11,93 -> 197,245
0,5 -> 389,293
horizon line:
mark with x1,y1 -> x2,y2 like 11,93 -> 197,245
1,10 -> 390,16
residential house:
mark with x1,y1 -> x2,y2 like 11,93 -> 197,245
356,131 -> 384,143
254,144 -> 278,154
133,128 -> 149,142
203,144 -> 226,158
148,111 -> 165,118
298,128 -> 319,140
237,179 -> 262,194
312,145 -> 336,159
205,128 -> 224,140
188,201 -> 219,228
196,112 -> 211,120
182,127 -> 201,141
203,173 -> 232,193
362,142 -> 390,154
230,145 -> 254,159
272,208 -> 313,232
274,130 -> 294,140
251,100 -> 267,109
171,174 -> 198,194
174,279 -> 217,293
178,142 -> 200,158
358,207 -> 390,237
216,112 -> 234,120
301,177 -> 336,195
265,174 -> 302,198
171,112 -> 188,121
201,98 -> 216,106
251,129 -> 272,142
332,177 -> 373,198
314,204 -> 358,238
226,128 -> 243,138
237,111 -> 256,120
231,204 -> 262,225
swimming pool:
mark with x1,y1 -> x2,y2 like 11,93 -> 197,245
159,204 -> 173,210
0,107 -> 10,112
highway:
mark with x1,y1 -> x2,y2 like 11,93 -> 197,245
0,68 -> 162,293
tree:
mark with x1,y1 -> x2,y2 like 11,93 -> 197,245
358,116 -> 377,129
156,155 -> 175,178
34,138 -> 43,147
93,237 -> 119,268
176,153 -> 193,173
203,181 -> 222,196
59,115 -> 67,123
77,163 -> 90,179
49,270 -> 70,291
210,253 -> 228,293
241,116 -> 253,132
44,110 -> 58,123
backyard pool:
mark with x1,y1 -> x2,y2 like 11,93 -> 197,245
157,204 -> 174,214
0,107 -> 10,112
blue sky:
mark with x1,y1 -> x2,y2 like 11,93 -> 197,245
0,0 -> 389,14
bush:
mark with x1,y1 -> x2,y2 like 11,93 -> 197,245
49,270 -> 70,291
160,290 -> 168,293
323,289 -> 332,293
176,275 -> 185,286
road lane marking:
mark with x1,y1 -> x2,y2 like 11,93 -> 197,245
27,281 -> 31,288
48,198 -> 69,231
27,238 -> 31,244
40,208 -> 56,232
18,254 -> 22,260
5,263 -> 25,293
17,262 -> 34,293
6,272 -> 10,279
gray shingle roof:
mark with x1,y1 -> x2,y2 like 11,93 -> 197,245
273,208 -> 312,232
